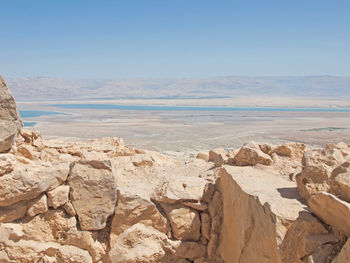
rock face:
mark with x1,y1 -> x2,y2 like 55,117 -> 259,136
218,166 -> 332,263
0,75 -> 21,153
231,142 -> 273,166
68,160 -> 117,230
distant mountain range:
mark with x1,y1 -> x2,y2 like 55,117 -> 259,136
6,76 -> 350,101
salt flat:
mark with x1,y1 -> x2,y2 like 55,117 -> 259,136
17,98 -> 350,158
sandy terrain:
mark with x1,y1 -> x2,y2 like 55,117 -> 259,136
17,98 -> 350,159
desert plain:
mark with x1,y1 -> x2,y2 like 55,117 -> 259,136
17,96 -> 350,159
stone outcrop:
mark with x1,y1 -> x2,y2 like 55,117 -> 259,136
0,75 -> 21,153
2,77 -> 350,262
68,160 -> 117,230
218,166 -> 333,263
229,142 -> 273,166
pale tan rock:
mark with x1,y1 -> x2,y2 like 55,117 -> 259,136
196,152 -> 209,161
0,163 -> 69,207
47,185 -> 69,209
0,201 -> 27,223
271,142 -> 306,160
200,213 -> 211,240
172,241 -> 207,260
152,176 -> 207,204
209,148 -> 227,167
231,142 -> 273,166
296,163 -> 332,201
131,153 -> 154,167
296,146 -> 347,201
0,154 -> 14,176
309,192 -> 350,237
27,194 -> 48,217
20,129 -> 41,145
332,238 -> 350,263
19,210 -> 77,242
108,223 -> 169,263
64,229 -> 105,262
331,162 -> 350,202
259,143 -> 273,155
162,204 -> 201,241
326,142 -> 350,158
68,160 -> 117,230
63,201 -> 76,216
202,183 -> 215,203
279,213 -> 331,263
16,144 -> 36,160
110,190 -> 167,248
2,240 -> 93,263
218,166 -> 327,263
0,75 -> 21,153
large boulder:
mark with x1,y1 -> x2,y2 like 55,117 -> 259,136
309,192 -> 350,237
161,204 -> 201,241
230,142 -> 273,166
0,75 -> 21,153
296,147 -> 347,201
109,190 -> 167,249
0,163 -> 69,207
271,142 -> 306,160
68,160 -> 117,230
151,176 -> 207,204
108,223 -> 170,263
218,166 -> 330,263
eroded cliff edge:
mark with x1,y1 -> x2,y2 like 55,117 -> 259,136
1,75 -> 350,262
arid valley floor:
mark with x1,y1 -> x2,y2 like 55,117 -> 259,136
18,97 -> 350,159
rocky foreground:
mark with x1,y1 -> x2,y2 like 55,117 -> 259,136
1,76 -> 350,263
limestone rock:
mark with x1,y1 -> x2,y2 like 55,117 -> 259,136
218,166 -> 327,263
309,192 -> 350,237
331,161 -> 350,202
64,229 -> 105,262
20,129 -> 42,145
296,146 -> 347,201
271,142 -> 306,160
0,163 -> 69,207
208,148 -> 227,167
110,190 -> 167,248
47,185 -> 70,209
68,160 -> 117,230
0,75 -> 21,153
0,201 -> 27,223
27,194 -> 48,217
63,201 -> 76,216
108,223 -> 169,263
16,144 -> 36,160
152,176 -> 207,204
0,154 -> 14,176
231,142 -> 272,166
172,241 -> 207,260
162,204 -> 201,241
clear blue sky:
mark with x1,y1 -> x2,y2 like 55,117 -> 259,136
1,0 -> 349,79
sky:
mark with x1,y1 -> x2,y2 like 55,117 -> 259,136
1,0 -> 350,79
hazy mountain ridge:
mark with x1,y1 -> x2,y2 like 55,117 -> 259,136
7,75 -> 350,101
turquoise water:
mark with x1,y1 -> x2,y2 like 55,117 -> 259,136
20,110 -> 67,118
49,103 -> 350,112
23,122 -> 37,127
